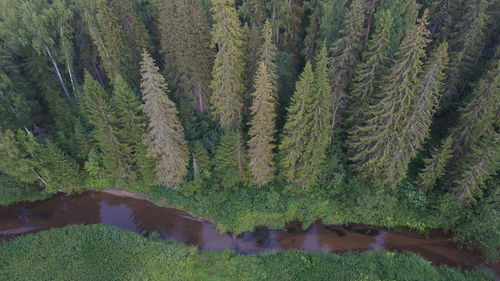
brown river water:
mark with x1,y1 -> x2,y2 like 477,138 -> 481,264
0,191 -> 498,274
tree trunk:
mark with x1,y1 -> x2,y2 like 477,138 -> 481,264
44,45 -> 70,99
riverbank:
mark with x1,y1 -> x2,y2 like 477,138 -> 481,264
0,224 -> 494,281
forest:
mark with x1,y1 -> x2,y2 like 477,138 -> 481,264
0,0 -> 498,277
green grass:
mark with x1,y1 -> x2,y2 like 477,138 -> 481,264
0,225 -> 494,281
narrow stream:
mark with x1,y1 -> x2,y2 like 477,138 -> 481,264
0,191 -> 496,272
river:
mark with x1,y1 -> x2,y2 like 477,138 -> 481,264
0,191 -> 497,273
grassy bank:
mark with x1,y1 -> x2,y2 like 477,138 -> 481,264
0,225 -> 494,281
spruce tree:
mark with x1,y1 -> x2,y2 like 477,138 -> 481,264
210,0 -> 246,130
376,0 -> 419,55
159,0 -> 213,114
37,141 -> 81,193
348,10 -> 393,126
80,72 -> 135,184
442,0 -> 492,103
329,0 -> 366,127
350,11 -> 432,188
111,74 -> 156,184
248,62 -> 277,186
214,130 -> 248,188
278,62 -> 315,186
88,0 -> 136,86
140,51 -> 189,187
446,59 -> 499,201
452,60 -> 500,153
453,132 -> 498,202
418,136 -> 454,189
301,45 -> 332,187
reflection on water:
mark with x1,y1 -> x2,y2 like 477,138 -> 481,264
0,191 -> 496,272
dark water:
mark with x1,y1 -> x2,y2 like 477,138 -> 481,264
0,191 -> 497,273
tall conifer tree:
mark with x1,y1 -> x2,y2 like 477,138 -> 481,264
348,10 -> 393,126
159,0 -> 213,114
210,0 -> 246,130
140,51 -> 189,187
279,62 -> 315,186
80,72 -> 135,184
248,62 -> 277,186
329,0 -> 366,127
350,11 -> 432,188
302,45 -> 332,187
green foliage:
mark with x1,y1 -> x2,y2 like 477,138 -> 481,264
0,172 -> 47,206
214,130 -> 249,189
210,0 -> 246,130
0,225 -> 492,281
350,11 -> 432,188
37,141 -> 82,193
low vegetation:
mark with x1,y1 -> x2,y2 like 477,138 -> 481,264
0,225 -> 494,281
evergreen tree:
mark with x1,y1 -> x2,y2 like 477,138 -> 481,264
111,74 -> 155,184
140,51 -> 189,187
418,136 -> 454,189
159,0 -> 213,114
348,10 -> 393,126
214,130 -> 248,188
452,60 -> 500,153
37,141 -> 81,193
87,0 -> 136,86
376,0 -> 419,55
80,72 -> 136,184
453,132 -> 498,202
350,11 -> 432,188
111,75 -> 144,151
442,0 -> 492,103
279,62 -> 315,186
248,62 -> 277,186
329,0 -> 366,127
0,129 -> 40,184
259,20 -> 278,97
302,0 -> 351,60
301,45 -> 332,187
210,0 -> 246,130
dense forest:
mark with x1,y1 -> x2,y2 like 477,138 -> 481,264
0,0 -> 498,263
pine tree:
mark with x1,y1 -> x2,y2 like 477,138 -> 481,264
301,45 -> 332,187
348,10 -> 393,126
214,130 -> 248,188
329,0 -> 366,127
259,20 -> 278,97
278,62 -> 315,186
248,62 -> 277,186
159,0 -> 213,114
80,72 -> 135,184
418,136 -> 454,189
140,51 -> 189,187
350,11 -> 432,188
210,0 -> 246,130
